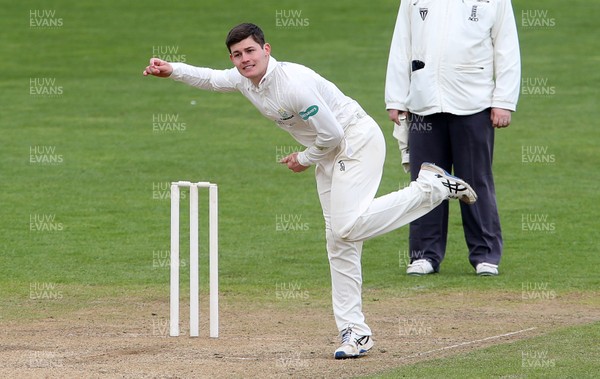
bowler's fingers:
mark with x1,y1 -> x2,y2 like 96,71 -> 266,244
142,58 -> 173,77
279,153 -> 308,172
142,65 -> 158,76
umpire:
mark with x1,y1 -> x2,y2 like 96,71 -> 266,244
385,0 -> 521,276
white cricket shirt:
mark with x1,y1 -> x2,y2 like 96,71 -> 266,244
170,57 -> 363,166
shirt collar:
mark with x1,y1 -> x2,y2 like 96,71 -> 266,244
248,56 -> 278,92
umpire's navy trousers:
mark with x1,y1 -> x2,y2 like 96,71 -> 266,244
408,109 -> 502,271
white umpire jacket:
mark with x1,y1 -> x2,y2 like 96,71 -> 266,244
385,0 -> 521,116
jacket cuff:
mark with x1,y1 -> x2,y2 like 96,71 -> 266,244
491,100 -> 516,112
385,102 -> 407,111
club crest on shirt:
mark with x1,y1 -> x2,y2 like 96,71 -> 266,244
419,8 -> 428,21
278,108 -> 294,121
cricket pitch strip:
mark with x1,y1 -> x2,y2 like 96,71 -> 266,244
1,290 -> 599,378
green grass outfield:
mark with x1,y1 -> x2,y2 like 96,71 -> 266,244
1,0 -> 599,377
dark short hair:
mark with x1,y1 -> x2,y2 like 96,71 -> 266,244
225,23 -> 266,52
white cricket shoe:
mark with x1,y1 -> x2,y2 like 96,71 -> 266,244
406,259 -> 435,276
420,163 -> 478,204
334,324 -> 374,359
476,263 -> 499,276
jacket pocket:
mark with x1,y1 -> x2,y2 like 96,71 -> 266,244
455,65 -> 485,73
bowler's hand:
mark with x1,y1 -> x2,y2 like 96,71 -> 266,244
280,152 -> 309,173
143,58 -> 173,77
491,108 -> 512,128
388,109 -> 408,125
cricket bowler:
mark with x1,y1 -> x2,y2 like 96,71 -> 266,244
143,23 -> 477,359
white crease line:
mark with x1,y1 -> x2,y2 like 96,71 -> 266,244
398,327 -> 538,360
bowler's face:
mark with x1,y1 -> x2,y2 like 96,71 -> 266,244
229,37 -> 271,86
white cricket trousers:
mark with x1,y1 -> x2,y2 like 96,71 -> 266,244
315,111 -> 448,336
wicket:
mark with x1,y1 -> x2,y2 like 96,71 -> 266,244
170,181 -> 218,338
